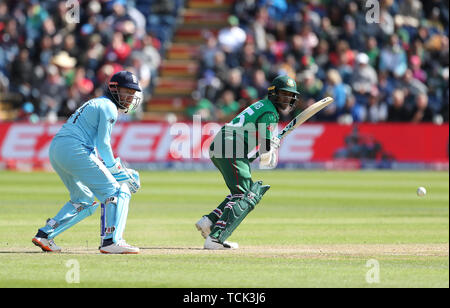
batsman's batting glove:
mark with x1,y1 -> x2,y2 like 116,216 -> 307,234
270,136 -> 281,150
107,158 -> 140,193
259,137 -> 280,169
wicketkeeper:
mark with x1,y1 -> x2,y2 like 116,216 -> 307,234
32,71 -> 142,254
195,75 -> 300,249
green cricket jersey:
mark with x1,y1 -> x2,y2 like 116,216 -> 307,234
210,99 -> 279,159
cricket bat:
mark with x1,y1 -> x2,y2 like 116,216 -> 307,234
278,96 -> 334,140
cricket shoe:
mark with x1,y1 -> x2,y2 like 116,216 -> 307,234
195,216 -> 213,239
204,236 -> 239,250
99,240 -> 140,254
32,237 -> 61,252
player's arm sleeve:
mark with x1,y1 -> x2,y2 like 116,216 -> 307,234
257,112 -> 278,154
96,104 -> 117,167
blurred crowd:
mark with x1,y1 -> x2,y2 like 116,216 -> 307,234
0,0 -> 182,122
190,0 -> 449,124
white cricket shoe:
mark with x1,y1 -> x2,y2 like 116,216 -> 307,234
204,236 -> 239,250
32,237 -> 61,252
195,216 -> 213,239
99,240 -> 140,254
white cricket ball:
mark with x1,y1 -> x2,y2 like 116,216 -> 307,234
417,187 -> 427,197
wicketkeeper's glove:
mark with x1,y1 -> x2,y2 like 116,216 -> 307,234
107,158 -> 140,193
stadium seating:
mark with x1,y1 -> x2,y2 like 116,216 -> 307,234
144,0 -> 230,120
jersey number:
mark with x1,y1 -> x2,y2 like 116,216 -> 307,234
72,102 -> 89,123
227,102 -> 263,127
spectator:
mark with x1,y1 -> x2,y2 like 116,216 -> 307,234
217,15 -> 247,67
377,71 -> 395,104
338,15 -> 364,51
52,51 -> 77,88
316,16 -> 339,42
379,34 -> 408,77
239,86 -> 258,108
298,23 -> 319,56
82,34 -> 105,79
212,50 -> 230,84
314,39 -> 330,73
365,36 -> 380,68
232,0 -> 258,29
362,88 -> 388,123
378,7 -> 395,37
62,34 -> 80,60
337,93 -> 365,124
215,89 -> 241,122
298,70 -> 323,102
39,65 -> 67,120
399,69 -> 428,102
195,70 -> 223,103
129,52 -> 152,95
351,53 -> 378,96
250,69 -> 269,98
186,98 -> 215,121
410,93 -> 434,123
199,34 -> 220,73
9,48 -> 33,98
387,89 -> 411,122
223,68 -> 244,101
409,55 -> 427,83
251,6 -> 269,52
105,32 -> 132,65
239,42 -> 258,79
332,40 -> 355,84
397,0 -> 423,26
37,35 -> 54,67
73,67 -> 94,100
322,69 -> 347,114
286,34 -> 305,64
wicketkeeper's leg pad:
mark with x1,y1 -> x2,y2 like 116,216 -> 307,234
43,201 -> 99,239
210,181 -> 270,243
102,183 -> 131,244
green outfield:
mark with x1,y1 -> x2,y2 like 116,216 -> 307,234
0,170 -> 448,288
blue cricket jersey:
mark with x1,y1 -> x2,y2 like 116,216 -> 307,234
55,96 -> 118,167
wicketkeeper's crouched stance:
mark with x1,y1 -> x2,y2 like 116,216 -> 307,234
196,75 -> 300,249
32,71 -> 142,254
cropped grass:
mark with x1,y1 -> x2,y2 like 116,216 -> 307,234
0,170 -> 448,287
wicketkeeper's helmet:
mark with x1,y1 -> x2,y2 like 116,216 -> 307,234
107,71 -> 142,112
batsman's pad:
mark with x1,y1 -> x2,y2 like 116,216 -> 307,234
213,181 -> 270,243
44,201 -> 100,239
103,183 -> 131,243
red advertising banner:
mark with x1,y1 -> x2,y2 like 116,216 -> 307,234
0,122 -> 448,165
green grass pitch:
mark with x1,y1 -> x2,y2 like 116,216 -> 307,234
0,170 -> 448,288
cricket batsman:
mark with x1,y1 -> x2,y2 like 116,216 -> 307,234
195,75 -> 300,249
32,71 -> 142,254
